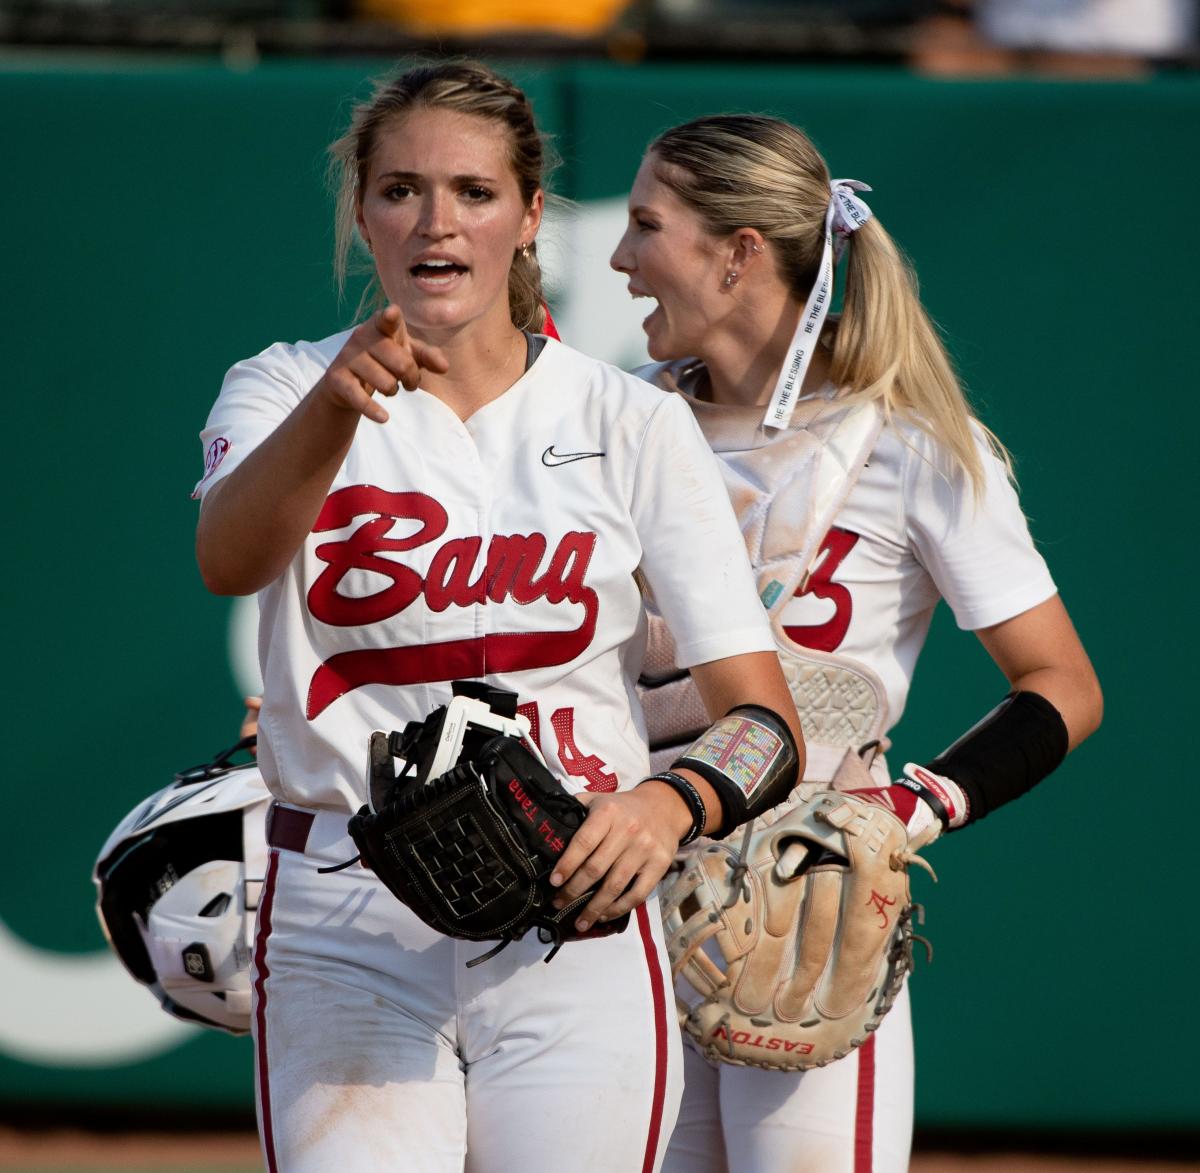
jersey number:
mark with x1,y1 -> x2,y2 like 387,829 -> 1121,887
782,526 -> 860,653
517,702 -> 619,793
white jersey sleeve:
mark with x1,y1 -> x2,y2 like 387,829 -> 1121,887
902,421 -> 1057,632
191,333 -> 350,500
631,394 -> 774,668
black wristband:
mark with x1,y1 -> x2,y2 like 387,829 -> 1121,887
892,769 -> 951,831
927,691 -> 1069,825
643,771 -> 707,846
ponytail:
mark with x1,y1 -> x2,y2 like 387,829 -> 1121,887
832,218 -> 1011,497
650,114 -> 1011,498
509,244 -> 547,332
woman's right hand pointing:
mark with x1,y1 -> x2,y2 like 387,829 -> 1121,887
321,305 -> 449,423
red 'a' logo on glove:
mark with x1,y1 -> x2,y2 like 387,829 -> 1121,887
866,889 -> 897,930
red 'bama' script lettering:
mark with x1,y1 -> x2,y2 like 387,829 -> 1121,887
309,488 -> 449,625
304,486 -> 600,719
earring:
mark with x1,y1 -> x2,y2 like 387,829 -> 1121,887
723,270 -> 739,288
519,243 -> 531,259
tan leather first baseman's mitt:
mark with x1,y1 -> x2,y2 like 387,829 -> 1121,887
661,791 -> 932,1070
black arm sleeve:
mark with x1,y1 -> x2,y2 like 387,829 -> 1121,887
928,691 -> 1069,825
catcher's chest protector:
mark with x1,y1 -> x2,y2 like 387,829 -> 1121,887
637,369 -> 889,778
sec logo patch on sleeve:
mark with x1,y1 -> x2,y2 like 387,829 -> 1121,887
191,436 -> 230,499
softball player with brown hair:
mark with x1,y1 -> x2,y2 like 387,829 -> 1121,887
611,114 -> 1103,1172
194,66 -> 806,1173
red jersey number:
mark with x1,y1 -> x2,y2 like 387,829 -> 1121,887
517,702 -> 619,793
782,526 -> 860,653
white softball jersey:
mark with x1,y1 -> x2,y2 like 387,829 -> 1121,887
638,360 -> 1058,1173
637,361 -> 1057,759
194,334 -> 777,1173
196,335 -> 775,813
727,398 -> 1055,731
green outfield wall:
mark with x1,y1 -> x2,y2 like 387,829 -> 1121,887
1,57 -> 1195,1132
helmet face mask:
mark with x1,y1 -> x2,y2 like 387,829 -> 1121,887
94,746 -> 270,1036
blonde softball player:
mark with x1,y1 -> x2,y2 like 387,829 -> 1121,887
194,67 -> 806,1173
610,115 -> 1103,1173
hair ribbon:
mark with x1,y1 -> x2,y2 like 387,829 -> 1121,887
762,179 -> 873,430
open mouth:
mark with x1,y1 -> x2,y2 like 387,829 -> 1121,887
410,259 -> 468,285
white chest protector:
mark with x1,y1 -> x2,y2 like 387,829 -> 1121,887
636,360 -> 889,786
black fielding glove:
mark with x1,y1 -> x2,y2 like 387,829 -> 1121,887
349,734 -> 628,964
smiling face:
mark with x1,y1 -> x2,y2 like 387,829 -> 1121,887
356,107 -> 543,337
609,153 -> 730,362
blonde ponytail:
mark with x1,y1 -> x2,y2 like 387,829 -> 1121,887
508,244 -> 547,332
832,217 -> 1011,496
651,114 -> 1011,497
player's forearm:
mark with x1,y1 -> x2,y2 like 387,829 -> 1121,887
646,651 -> 804,840
1003,667 -> 1103,752
196,387 -> 360,595
691,651 -> 806,781
637,769 -> 723,838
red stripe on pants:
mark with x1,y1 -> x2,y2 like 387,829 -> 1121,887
854,1033 -> 877,1173
636,904 -> 669,1173
253,850 -> 281,1173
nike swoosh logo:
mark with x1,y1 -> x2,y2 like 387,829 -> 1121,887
541,446 -> 606,467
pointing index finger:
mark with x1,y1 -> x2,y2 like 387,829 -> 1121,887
411,340 -> 449,375
373,306 -> 447,379
374,304 -> 406,340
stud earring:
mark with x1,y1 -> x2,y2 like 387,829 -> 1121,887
723,270 -> 739,288
520,243 -> 531,259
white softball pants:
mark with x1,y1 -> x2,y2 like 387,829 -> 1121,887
252,806 -> 683,1173
663,980 -> 914,1173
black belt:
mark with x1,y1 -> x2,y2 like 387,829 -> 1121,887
265,803 -> 315,853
